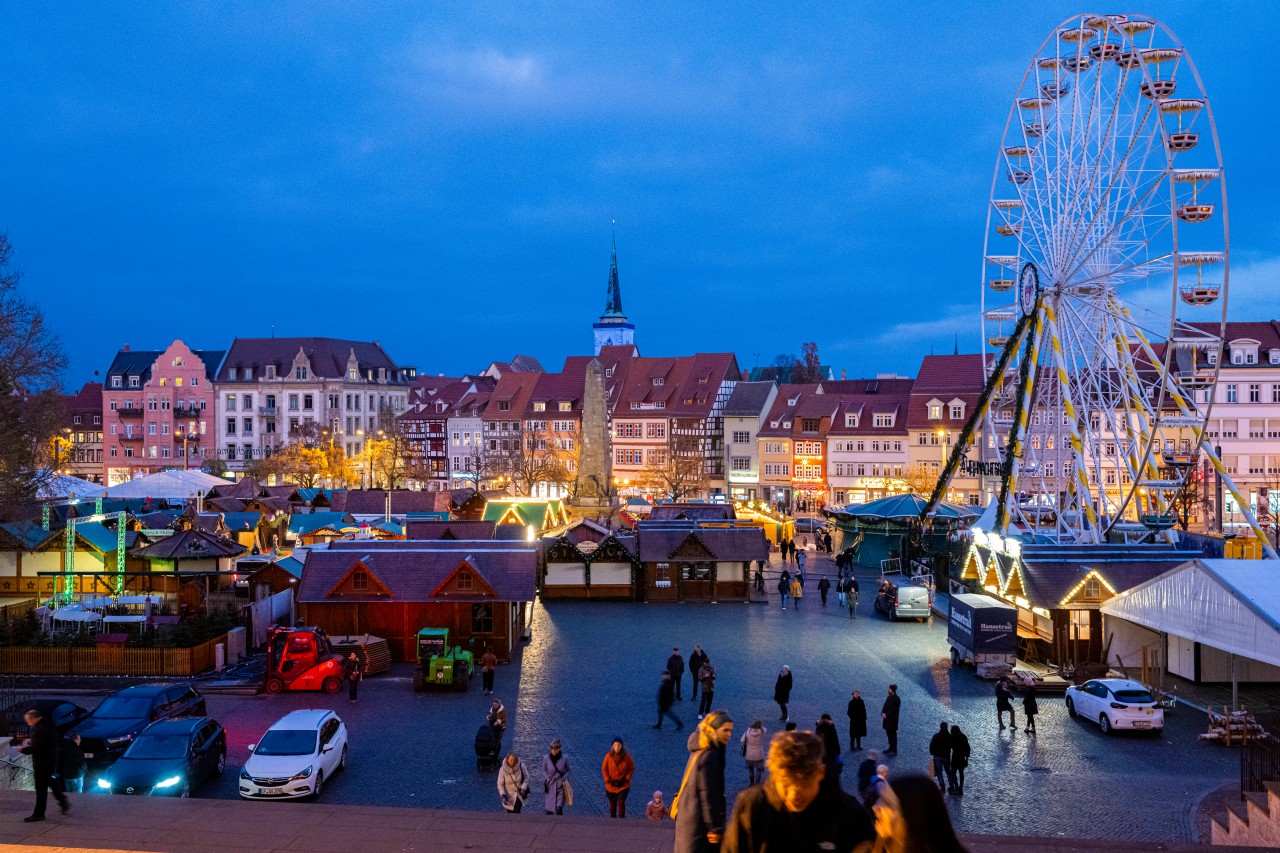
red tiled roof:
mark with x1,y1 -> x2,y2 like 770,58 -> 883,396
758,384 -> 821,437
906,355 -> 989,430
483,372 -> 542,421
297,541 -> 537,603
826,378 -> 915,437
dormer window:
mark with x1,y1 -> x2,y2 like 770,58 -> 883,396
295,367 -> 307,380
928,404 -> 942,420
499,401 -> 510,412
605,367 -> 614,378
782,421 -> 792,429
1232,350 -> 1244,365
1207,350 -> 1218,365
457,570 -> 474,590
349,368 -> 358,380
533,402 -> 546,411
352,571 -> 370,592
111,376 -> 121,388
266,365 -> 276,380
845,414 -> 858,428
653,377 -> 664,386
129,376 -> 140,388
788,397 -> 799,406
1271,350 -> 1280,365
950,401 -> 965,419
245,367 -> 254,380
770,421 -> 779,428
874,413 -> 893,428
559,401 -> 571,412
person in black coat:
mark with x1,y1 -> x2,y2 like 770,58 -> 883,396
928,722 -> 951,792
881,685 -> 901,754
846,690 -> 867,750
58,734 -> 87,793
817,575 -> 831,606
655,671 -> 684,730
1023,680 -> 1039,734
674,712 -> 733,853
667,647 -> 685,700
996,675 -> 1017,730
948,724 -> 970,794
19,708 -> 68,821
688,645 -> 707,702
773,666 -> 793,721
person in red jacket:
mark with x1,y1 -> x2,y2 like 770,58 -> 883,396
601,737 -> 635,818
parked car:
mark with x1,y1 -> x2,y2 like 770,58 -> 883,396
1065,678 -> 1164,735
73,683 -> 206,766
793,518 -> 828,536
2,698 -> 92,740
239,709 -> 347,801
96,716 -> 226,797
873,580 -> 932,621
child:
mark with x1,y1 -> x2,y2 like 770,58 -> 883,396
645,790 -> 670,821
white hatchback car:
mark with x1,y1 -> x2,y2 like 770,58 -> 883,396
1065,678 -> 1164,735
239,709 -> 347,800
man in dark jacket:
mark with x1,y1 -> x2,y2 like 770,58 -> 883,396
948,725 -> 970,794
928,722 -> 951,791
723,731 -> 874,853
881,685 -> 900,754
58,734 -> 87,793
688,645 -> 707,702
668,647 -> 686,700
674,711 -> 732,853
817,575 -> 831,607
19,708 -> 68,822
846,689 -> 867,750
655,671 -> 684,731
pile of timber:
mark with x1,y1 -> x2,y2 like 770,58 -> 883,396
329,634 -> 392,675
1199,707 -> 1270,745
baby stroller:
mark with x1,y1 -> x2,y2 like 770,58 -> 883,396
475,724 -> 502,770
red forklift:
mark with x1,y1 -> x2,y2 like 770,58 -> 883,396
263,626 -> 346,694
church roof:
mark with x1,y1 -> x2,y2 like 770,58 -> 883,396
603,233 -> 624,317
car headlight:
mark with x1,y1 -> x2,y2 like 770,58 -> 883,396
240,766 -> 251,780
97,778 -> 112,789
106,734 -> 134,747
155,776 -> 182,789
290,765 -> 313,781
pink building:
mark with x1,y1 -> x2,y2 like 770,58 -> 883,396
102,341 -> 225,486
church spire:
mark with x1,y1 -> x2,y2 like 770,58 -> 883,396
604,230 -> 623,316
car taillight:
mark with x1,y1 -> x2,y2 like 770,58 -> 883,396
892,599 -> 898,608
1109,702 -> 1128,709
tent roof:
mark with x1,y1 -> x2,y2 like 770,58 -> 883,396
1101,559 -> 1280,668
103,470 -> 233,499
36,472 -> 107,499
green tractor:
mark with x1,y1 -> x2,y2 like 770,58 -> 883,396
412,627 -> 475,692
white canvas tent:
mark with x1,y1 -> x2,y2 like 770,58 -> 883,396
1102,559 -> 1280,696
36,472 -> 106,499
102,470 -> 231,500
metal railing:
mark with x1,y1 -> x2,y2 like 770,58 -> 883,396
1241,733 -> 1280,800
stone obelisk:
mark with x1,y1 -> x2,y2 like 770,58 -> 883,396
570,358 -> 615,521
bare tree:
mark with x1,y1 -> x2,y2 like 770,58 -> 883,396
0,235 -> 68,519
1169,457 -> 1211,532
639,433 -> 708,502
800,341 -> 822,383
369,406 -> 411,489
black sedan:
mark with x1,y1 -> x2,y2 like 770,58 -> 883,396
73,683 -> 206,766
2,698 -> 92,739
96,717 -> 226,797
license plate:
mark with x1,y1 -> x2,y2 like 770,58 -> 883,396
83,752 -> 95,759
260,787 -> 284,795
1132,721 -> 1151,728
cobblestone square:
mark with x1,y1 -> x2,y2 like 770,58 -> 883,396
116,565 -> 1234,843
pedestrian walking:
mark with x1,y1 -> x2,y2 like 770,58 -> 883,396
342,652 -> 363,703
777,574 -> 790,610
654,671 -> 685,730
673,711 -> 733,853
1022,679 -> 1039,734
848,576 -> 860,619
488,698 -> 507,743
601,737 -> 635,818
870,772 -> 969,853
796,549 -> 807,574
697,657 -> 717,718
498,753 -> 530,813
847,690 -> 867,750
542,739 -> 571,815
773,666 -> 793,721
881,685 -> 900,754
19,707 -> 68,822
996,676 -> 1017,730
722,730 -> 875,853
947,725 -> 969,794
646,790 -> 671,821
790,577 -> 803,610
689,645 -> 707,702
928,723 -> 951,792
817,575 -> 830,607
781,539 -> 791,563
864,764 -> 895,811
57,734 -> 87,793
753,565 -> 765,594
667,646 -> 685,700
815,713 -> 842,765
836,575 -> 847,609
855,750 -> 879,802
740,720 -> 767,786
480,645 -> 498,696
824,530 -> 833,554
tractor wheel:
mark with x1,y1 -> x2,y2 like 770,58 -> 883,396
264,677 -> 285,694
412,671 -> 426,692
322,676 -> 342,694
453,666 -> 470,693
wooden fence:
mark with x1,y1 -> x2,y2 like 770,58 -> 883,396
0,599 -> 38,623
0,633 -> 226,677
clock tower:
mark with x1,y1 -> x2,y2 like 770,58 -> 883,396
592,234 -> 635,355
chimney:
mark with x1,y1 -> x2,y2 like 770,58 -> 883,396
123,345 -> 130,352
841,369 -> 847,380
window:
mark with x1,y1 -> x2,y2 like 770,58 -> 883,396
352,571 -> 370,592
226,418 -> 237,435
802,418 -> 820,433
1250,384 -> 1261,404
498,401 -> 510,412
1082,577 -> 1102,601
111,376 -> 121,388
243,418 -> 253,435
1273,385 -> 1280,405
652,377 -> 664,386
148,422 -> 157,435
928,404 -> 942,420
1270,350 -> 1280,365
845,413 -> 858,428
471,604 -> 494,634
533,401 -> 546,411
874,414 -> 893,428
732,431 -> 751,444
227,368 -> 237,380
93,415 -> 100,425
303,394 -> 314,410
731,457 -> 751,471
856,441 -> 865,451
950,403 -> 964,420
646,423 -> 666,439
454,570 -> 474,590
288,394 -> 300,411
226,395 -> 237,412
295,366 -> 307,380
1227,384 -> 1238,404
1207,350 -> 1218,365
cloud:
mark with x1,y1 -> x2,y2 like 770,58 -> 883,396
1226,254 -> 1280,320
418,47 -> 546,89
831,304 -> 978,353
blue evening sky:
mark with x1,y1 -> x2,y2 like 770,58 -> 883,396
2,2 -> 1276,386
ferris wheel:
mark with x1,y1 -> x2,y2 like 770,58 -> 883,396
962,13 -> 1275,554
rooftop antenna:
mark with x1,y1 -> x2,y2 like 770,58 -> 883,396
954,333 -> 960,356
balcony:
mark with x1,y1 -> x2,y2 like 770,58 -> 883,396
258,406 -> 278,416
173,406 -> 201,419
116,407 -> 144,419
118,433 -> 143,442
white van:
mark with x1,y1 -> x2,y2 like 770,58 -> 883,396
873,580 -> 932,622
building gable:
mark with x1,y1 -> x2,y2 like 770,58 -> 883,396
326,559 -> 394,599
669,532 -> 716,561
1059,568 -> 1117,608
432,559 -> 498,598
